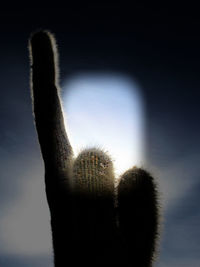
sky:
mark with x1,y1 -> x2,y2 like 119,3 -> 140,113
0,4 -> 200,267
62,73 -> 144,177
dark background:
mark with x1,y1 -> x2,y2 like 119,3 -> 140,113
0,4 -> 200,267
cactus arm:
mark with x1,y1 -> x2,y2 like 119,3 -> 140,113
117,167 -> 160,267
29,31 -> 74,266
29,31 -> 73,182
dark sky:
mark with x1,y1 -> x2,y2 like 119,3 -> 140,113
0,4 -> 200,267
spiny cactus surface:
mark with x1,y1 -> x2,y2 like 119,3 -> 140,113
73,148 -> 114,196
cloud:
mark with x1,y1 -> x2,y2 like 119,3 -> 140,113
148,152 -> 200,211
0,254 -> 52,267
147,120 -> 200,266
0,151 -> 52,255
156,259 -> 200,267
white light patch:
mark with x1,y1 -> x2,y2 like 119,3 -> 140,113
62,73 -> 144,178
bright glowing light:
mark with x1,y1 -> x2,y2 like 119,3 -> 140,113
62,73 -> 144,178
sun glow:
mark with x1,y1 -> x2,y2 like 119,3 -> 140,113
62,73 -> 144,178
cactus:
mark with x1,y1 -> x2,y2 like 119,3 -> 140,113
73,148 -> 114,196
29,30 -> 160,267
117,167 -> 159,267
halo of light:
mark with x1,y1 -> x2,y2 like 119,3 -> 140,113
62,73 -> 144,178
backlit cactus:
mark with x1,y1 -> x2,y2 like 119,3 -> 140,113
29,30 -> 161,267
73,148 -> 114,197
117,167 -> 159,267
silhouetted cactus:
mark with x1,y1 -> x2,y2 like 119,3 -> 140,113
29,30 -> 160,267
117,167 -> 159,267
